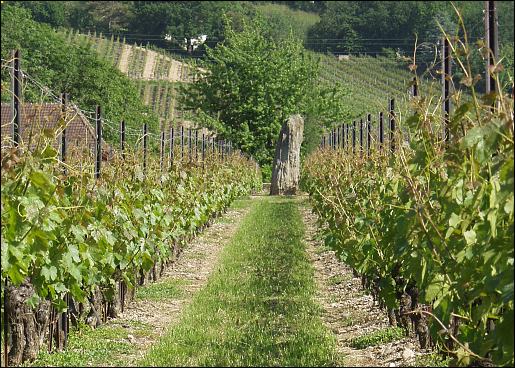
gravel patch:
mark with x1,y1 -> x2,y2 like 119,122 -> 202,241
299,198 -> 428,367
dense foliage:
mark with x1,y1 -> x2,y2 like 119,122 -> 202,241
307,1 -> 449,55
302,36 -> 514,366
253,2 -> 320,43
307,1 -> 514,55
12,1 -> 257,57
12,1 -> 316,54
10,1 -> 133,32
1,133 -> 261,312
266,1 -> 325,14
129,1 -> 256,54
1,4 -> 159,143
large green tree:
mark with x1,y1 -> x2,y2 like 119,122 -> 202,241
180,18 -> 348,178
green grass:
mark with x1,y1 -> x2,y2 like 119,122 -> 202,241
217,198 -> 253,223
136,278 -> 188,301
23,320 -> 152,367
229,197 -> 253,209
349,327 -> 405,349
340,315 -> 357,328
141,196 -> 338,367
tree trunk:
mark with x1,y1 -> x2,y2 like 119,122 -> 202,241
270,114 -> 304,195
399,292 -> 412,334
85,289 -> 102,328
387,307 -> 397,327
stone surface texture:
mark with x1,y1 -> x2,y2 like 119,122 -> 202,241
270,114 -> 304,195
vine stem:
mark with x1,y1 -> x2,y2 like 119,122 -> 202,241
403,309 -> 489,363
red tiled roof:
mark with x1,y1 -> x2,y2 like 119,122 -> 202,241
1,103 -> 110,158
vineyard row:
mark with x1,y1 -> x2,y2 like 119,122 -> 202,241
303,5 -> 513,366
1,52 -> 261,366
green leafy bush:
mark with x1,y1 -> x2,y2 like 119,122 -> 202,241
303,30 -> 514,366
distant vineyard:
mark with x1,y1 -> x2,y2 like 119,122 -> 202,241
62,29 -> 197,82
316,52 -> 427,120
59,30 -> 198,126
61,30 -> 427,125
1,54 -> 262,365
60,29 -> 426,130
134,80 -> 186,124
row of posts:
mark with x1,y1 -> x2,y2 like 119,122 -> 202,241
320,99 -> 396,155
8,53 -> 236,183
84,106 -> 235,180
93,107 -> 235,180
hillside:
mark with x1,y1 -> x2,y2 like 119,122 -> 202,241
58,3 -> 431,137
58,29 -> 201,126
69,29 -> 420,131
61,29 -> 196,82
317,52 -> 415,120
0,4 -> 159,146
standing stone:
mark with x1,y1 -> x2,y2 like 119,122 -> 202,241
270,115 -> 304,195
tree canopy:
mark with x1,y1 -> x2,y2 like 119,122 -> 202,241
307,1 -> 448,55
129,1 -> 256,53
1,4 -> 158,143
180,18 -> 348,179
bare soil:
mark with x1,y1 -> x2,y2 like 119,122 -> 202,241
299,199 -> 428,367
117,43 -> 131,73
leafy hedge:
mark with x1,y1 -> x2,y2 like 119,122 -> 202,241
302,44 -> 514,366
1,140 -> 261,311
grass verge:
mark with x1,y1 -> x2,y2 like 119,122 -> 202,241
22,320 -> 152,367
136,278 -> 188,301
349,327 -> 405,349
141,196 -> 338,367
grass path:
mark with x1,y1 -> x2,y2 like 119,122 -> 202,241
23,195 -> 346,367
23,198 -> 254,367
141,196 -> 338,366
18,194 -> 436,367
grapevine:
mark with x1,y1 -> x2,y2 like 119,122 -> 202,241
303,33 -> 514,366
